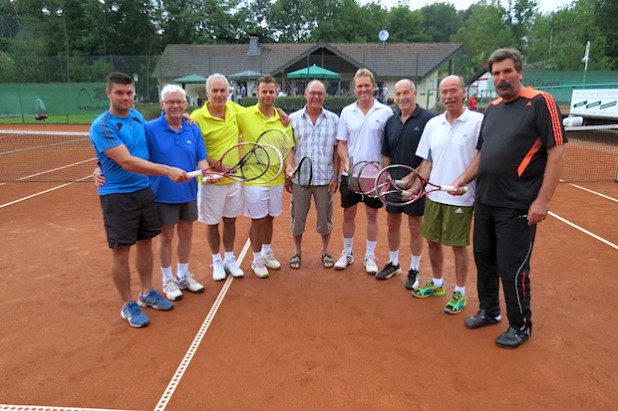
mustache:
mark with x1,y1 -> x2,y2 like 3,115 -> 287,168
444,98 -> 457,104
497,81 -> 511,88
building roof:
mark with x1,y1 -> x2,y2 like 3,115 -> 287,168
153,41 -> 463,81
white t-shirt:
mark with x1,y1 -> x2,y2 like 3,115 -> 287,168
337,99 -> 393,175
416,108 -> 483,206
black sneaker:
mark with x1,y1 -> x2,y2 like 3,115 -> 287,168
375,262 -> 401,280
495,325 -> 531,349
465,310 -> 502,329
405,269 -> 420,290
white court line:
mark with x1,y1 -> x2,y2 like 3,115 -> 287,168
0,406 -> 137,411
0,176 -> 92,209
153,239 -> 252,411
567,183 -> 618,203
549,211 -> 618,251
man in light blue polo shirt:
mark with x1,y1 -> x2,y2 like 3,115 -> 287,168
146,84 -> 210,301
90,72 -> 190,328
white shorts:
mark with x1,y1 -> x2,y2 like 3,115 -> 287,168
244,185 -> 284,220
198,182 -> 245,225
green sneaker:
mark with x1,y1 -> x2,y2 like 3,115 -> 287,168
444,291 -> 467,314
412,281 -> 446,298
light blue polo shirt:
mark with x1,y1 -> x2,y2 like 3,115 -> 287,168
90,109 -> 150,195
146,114 -> 207,204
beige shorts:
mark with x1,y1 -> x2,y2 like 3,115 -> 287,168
244,185 -> 284,219
290,185 -> 333,236
198,182 -> 244,225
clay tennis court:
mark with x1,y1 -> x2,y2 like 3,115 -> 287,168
1,124 -> 617,410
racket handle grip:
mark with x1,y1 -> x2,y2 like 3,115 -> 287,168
188,170 -> 203,178
441,185 -> 468,192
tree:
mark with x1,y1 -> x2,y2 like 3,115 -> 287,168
387,6 -> 429,42
420,2 -> 463,43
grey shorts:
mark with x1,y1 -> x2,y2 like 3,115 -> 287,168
157,201 -> 198,227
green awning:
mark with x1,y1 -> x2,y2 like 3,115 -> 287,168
172,74 -> 208,83
287,65 -> 340,80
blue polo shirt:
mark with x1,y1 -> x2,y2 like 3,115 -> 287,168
146,114 -> 207,204
90,109 -> 150,195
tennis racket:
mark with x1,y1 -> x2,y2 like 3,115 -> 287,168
288,156 -> 313,190
348,160 -> 382,196
187,141 -> 270,182
375,164 -> 468,206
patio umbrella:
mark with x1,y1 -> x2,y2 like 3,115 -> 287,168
286,65 -> 340,80
229,70 -> 263,81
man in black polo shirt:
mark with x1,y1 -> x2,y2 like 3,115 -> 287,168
376,79 -> 433,290
454,48 -> 566,349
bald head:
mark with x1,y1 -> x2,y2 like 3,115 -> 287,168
394,78 -> 418,116
439,75 -> 466,117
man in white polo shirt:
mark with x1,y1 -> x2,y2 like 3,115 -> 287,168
335,68 -> 393,274
408,75 -> 483,315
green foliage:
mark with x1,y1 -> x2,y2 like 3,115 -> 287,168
240,95 -> 357,115
0,0 -> 615,88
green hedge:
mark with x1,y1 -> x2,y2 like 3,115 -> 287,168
240,96 -> 357,115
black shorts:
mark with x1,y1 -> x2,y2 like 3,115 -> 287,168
99,187 -> 161,249
157,201 -> 198,227
339,175 -> 383,209
386,196 -> 425,216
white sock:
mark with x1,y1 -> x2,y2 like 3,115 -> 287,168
212,253 -> 222,263
224,251 -> 235,262
366,240 -> 377,257
410,255 -> 421,270
389,250 -> 399,266
261,244 -> 271,255
177,263 -> 189,279
253,251 -> 263,262
454,286 -> 466,295
161,266 -> 173,283
432,277 -> 444,288
343,237 -> 353,254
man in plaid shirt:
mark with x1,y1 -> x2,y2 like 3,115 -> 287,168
285,80 -> 340,269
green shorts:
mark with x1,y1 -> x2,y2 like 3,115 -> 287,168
421,198 -> 473,246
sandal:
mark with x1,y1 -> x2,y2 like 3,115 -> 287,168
321,253 -> 335,269
289,253 -> 301,269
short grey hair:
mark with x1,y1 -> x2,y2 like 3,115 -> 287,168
160,84 -> 186,102
206,73 -> 230,92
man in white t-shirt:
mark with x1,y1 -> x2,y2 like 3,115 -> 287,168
408,75 -> 483,315
334,68 -> 393,274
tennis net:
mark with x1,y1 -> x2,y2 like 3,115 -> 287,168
0,130 -> 96,182
562,125 -> 618,183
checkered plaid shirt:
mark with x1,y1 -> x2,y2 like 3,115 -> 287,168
289,106 -> 339,185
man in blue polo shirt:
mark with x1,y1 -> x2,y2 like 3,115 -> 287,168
90,72 -> 190,328
146,84 -> 211,302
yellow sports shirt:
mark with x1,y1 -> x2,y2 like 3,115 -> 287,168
237,105 -> 293,187
190,100 -> 245,185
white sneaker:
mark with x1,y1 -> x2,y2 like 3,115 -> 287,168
162,280 -> 183,301
334,251 -> 354,271
263,249 -> 281,270
177,272 -> 205,293
251,257 -> 270,278
364,255 -> 378,275
212,260 -> 226,281
224,258 -> 244,278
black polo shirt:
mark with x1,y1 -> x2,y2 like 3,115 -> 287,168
476,87 -> 566,209
382,104 -> 434,168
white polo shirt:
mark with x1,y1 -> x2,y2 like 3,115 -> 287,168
416,108 -> 483,206
337,99 -> 393,175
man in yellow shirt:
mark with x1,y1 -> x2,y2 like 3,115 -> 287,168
191,74 -> 246,281
237,74 -> 294,278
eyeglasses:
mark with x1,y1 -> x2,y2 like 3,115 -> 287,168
308,92 -> 325,97
164,99 -> 186,106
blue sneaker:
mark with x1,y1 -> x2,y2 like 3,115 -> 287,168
121,301 -> 150,328
138,289 -> 174,311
